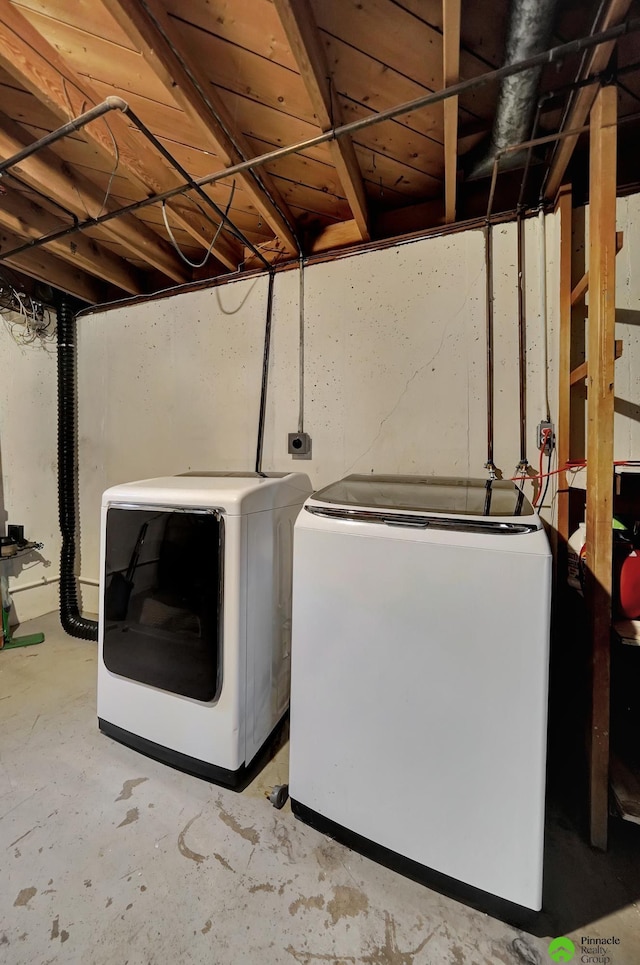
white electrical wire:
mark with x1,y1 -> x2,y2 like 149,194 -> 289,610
0,276 -> 56,347
161,181 -> 236,269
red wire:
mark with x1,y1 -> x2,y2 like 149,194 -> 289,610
509,459 -> 640,485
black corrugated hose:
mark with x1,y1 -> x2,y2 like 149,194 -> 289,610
57,297 -> 98,640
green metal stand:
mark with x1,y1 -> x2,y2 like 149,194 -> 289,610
0,568 -> 44,651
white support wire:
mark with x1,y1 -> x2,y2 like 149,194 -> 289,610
162,181 -> 236,269
61,77 -> 120,221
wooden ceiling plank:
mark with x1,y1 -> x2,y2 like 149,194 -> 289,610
161,0 -> 299,72
273,0 -> 369,240
13,0 -> 139,49
310,0 -> 495,121
442,0 -> 461,224
353,143 -> 442,198
164,14 -> 318,124
0,0 -> 241,270
0,222 -> 106,302
14,6 -> 179,107
0,111 -> 187,282
0,186 -> 145,293
102,0 -> 299,254
544,0 -> 632,202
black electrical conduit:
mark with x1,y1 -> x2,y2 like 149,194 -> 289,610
516,212 -> 528,472
2,18 -> 640,268
57,298 -> 98,640
255,271 -> 276,474
484,224 -> 496,478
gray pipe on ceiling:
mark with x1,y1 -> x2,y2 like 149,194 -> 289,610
469,0 -> 558,180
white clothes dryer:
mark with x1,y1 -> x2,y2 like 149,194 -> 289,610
97,471 -> 311,788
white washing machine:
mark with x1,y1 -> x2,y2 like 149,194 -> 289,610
97,471 -> 311,788
290,474 -> 551,911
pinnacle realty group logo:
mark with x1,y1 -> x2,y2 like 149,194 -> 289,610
548,934 -> 622,963
548,937 -> 575,961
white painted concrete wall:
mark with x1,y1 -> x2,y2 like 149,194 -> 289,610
74,213 -> 561,605
612,196 -> 640,461
11,193 -> 640,622
0,325 -> 59,623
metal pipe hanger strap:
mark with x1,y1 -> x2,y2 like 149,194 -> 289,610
0,17 -> 638,265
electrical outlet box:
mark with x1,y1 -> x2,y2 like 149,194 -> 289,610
288,432 -> 312,459
537,421 -> 555,455
7,524 -> 24,544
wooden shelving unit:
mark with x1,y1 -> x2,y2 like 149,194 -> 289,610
556,84 -> 640,850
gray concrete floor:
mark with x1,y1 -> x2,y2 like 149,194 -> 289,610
1,612 -> 639,965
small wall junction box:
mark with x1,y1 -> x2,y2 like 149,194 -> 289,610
288,432 -> 312,459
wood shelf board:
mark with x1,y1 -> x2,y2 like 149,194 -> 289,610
569,339 -> 623,386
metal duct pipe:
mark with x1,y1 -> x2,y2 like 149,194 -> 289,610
469,0 -> 558,180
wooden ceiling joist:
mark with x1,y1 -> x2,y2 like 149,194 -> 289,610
0,111 -> 187,283
544,0 -> 632,202
442,0 -> 461,224
0,185 -> 144,294
0,222 -> 107,303
101,0 -> 300,255
0,0 -> 242,272
273,0 -> 370,241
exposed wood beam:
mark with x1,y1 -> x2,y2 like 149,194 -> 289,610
0,112 -> 187,283
0,0 -> 241,271
442,0 -> 461,224
0,223 -> 106,303
586,84 -> 617,852
375,198 -> 445,238
101,0 -> 299,254
544,0 -> 631,202
0,185 -> 144,295
309,220 -> 362,254
273,0 -> 370,241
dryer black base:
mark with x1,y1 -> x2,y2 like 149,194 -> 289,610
99,714 -> 287,791
290,798 -> 539,928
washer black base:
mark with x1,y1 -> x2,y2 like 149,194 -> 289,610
290,798 -> 540,927
99,714 -> 287,791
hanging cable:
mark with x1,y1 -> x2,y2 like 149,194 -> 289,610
162,181 -> 236,269
61,77 -> 120,221
532,446 -> 545,507
95,124 -> 120,220
298,254 -> 305,435
539,448 -> 554,509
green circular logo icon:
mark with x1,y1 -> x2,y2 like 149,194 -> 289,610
548,937 -> 576,962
